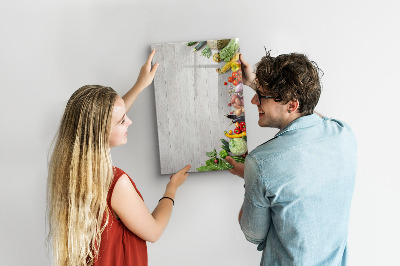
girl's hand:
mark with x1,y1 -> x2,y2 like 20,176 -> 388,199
122,49 -> 159,111
239,54 -> 257,90
167,165 -> 191,191
135,49 -> 159,89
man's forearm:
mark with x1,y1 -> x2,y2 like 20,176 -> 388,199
314,111 -> 324,118
238,204 -> 243,223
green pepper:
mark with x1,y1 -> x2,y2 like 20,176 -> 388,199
219,150 -> 228,159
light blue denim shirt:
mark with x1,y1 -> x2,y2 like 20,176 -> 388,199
240,114 -> 357,266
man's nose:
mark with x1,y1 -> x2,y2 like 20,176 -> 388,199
251,94 -> 259,105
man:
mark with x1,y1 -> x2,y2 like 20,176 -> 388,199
225,52 -> 357,265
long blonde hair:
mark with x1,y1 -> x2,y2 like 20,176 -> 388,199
47,85 -> 118,265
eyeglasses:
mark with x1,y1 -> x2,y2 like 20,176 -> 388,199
255,89 -> 281,105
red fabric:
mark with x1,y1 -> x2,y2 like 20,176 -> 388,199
93,167 -> 148,266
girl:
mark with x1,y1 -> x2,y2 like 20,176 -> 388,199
47,49 -> 191,266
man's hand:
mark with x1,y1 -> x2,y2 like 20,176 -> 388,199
225,156 -> 245,178
239,54 -> 257,90
135,48 -> 159,90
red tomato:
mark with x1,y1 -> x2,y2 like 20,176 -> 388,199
233,80 -> 238,86
232,72 -> 238,78
228,77 -> 233,83
224,82 -> 228,85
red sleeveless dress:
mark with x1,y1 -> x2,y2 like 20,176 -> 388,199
93,167 -> 148,266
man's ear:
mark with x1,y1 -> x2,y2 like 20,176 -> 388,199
288,100 -> 299,113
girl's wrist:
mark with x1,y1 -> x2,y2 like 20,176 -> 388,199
163,190 -> 176,201
134,78 -> 149,91
130,82 -> 143,95
165,183 -> 177,196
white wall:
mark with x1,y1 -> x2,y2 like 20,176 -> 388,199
1,0 -> 399,265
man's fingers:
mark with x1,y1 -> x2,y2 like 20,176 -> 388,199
147,48 -> 156,64
225,156 -> 236,166
239,54 -> 248,67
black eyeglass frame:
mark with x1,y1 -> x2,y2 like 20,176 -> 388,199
255,89 -> 282,105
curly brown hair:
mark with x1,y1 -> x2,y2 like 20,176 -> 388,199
255,51 -> 323,115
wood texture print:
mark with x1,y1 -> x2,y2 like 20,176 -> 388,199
151,38 -> 248,175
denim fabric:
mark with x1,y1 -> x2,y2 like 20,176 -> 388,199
240,114 -> 357,266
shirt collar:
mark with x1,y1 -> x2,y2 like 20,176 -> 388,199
275,113 -> 322,137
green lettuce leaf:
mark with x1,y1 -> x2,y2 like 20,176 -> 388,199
197,158 -> 234,172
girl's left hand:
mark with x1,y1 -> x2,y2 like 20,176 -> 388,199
135,49 -> 159,89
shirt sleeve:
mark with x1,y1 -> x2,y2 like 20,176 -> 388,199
239,153 -> 271,248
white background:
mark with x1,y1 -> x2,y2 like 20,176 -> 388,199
1,0 -> 399,265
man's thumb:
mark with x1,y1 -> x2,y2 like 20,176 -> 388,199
239,54 -> 248,66
225,156 -> 236,166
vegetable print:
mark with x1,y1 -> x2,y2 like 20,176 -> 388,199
151,38 -> 247,174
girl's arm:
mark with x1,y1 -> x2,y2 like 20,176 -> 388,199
111,165 -> 191,243
122,49 -> 159,113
